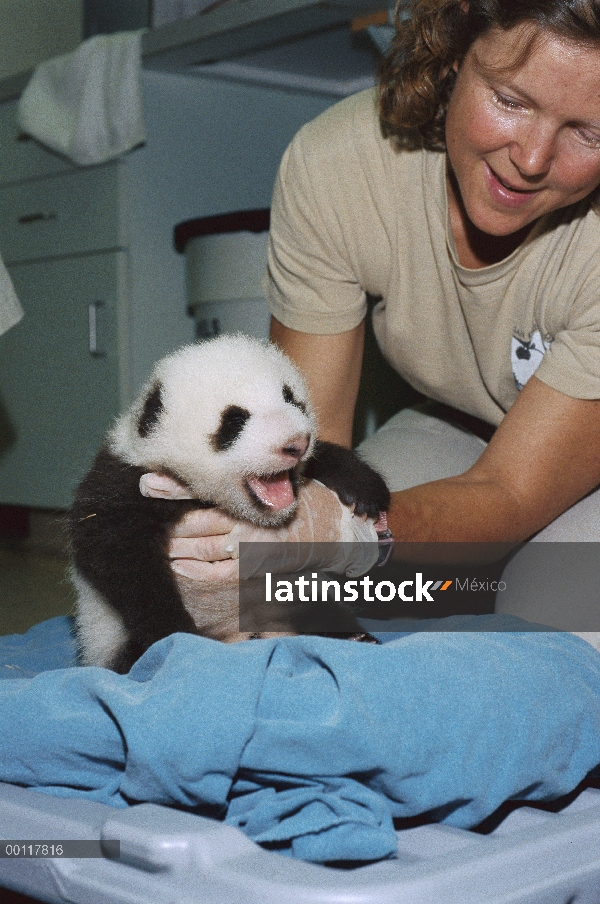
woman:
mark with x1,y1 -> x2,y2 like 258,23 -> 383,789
158,0 -> 600,630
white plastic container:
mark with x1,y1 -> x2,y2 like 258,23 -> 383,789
175,209 -> 271,341
1,779 -> 600,903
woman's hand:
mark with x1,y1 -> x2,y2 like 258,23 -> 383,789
139,472 -> 239,580
170,509 -> 241,580
140,472 -> 380,580
140,475 -> 379,641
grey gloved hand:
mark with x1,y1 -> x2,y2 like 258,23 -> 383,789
139,473 -> 380,641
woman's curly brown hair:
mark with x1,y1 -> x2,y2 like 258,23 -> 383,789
379,0 -> 600,150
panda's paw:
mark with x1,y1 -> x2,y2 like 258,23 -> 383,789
332,475 -> 390,520
348,631 -> 380,644
306,441 -> 390,520
319,631 -> 380,644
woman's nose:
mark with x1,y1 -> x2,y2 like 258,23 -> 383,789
508,123 -> 556,180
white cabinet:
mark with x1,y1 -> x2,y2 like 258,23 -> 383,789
0,254 -> 124,509
0,97 -> 129,510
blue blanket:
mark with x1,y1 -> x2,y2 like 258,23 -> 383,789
1,616 -> 600,862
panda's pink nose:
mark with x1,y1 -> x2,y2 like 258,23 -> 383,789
281,435 -> 310,461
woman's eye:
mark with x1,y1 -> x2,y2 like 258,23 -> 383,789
576,128 -> 600,149
492,91 -> 523,111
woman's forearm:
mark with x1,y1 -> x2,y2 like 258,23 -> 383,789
270,317 -> 364,448
387,474 -> 527,545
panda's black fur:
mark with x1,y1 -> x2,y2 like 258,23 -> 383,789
70,336 -> 390,673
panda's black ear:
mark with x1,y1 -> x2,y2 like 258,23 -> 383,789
138,383 -> 164,438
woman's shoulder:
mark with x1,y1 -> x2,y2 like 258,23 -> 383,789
294,88 -> 381,146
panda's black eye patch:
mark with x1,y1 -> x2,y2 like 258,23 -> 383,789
283,384 -> 306,413
211,405 -> 251,451
138,383 -> 164,438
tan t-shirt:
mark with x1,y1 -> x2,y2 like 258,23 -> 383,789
265,89 -> 600,427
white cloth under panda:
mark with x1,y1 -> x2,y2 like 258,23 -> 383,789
17,30 -> 146,167
0,255 -> 23,337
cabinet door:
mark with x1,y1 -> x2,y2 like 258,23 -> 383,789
0,253 -> 123,509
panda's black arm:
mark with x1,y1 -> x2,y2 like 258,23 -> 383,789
71,447 -> 202,669
303,440 -> 390,519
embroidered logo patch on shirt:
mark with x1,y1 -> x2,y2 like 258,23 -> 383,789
511,330 -> 551,390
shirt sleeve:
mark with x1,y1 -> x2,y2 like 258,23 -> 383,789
264,110 -> 369,335
533,219 -> 600,400
536,311 -> 600,399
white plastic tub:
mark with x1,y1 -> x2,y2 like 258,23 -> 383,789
175,209 -> 271,341
1,780 -> 600,903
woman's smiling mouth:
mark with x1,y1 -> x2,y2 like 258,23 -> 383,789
485,162 -> 541,206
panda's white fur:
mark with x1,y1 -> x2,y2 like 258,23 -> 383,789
110,335 -> 316,527
71,570 -> 128,668
71,334 -> 387,671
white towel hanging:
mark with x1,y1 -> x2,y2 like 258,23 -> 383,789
17,30 -> 146,167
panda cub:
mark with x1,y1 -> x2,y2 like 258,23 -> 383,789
71,335 -> 390,673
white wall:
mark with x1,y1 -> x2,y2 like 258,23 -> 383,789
0,0 -> 82,81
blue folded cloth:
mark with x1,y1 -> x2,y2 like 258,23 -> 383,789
1,616 -> 599,862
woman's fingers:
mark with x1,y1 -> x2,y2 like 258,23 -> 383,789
169,507 -> 237,538
169,534 -> 238,563
171,557 -> 239,581
139,472 -> 194,499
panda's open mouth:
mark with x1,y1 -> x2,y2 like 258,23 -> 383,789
246,471 -> 295,511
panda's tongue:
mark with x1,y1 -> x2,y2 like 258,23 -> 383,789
247,473 -> 294,510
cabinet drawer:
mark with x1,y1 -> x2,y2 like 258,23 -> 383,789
0,100 -> 74,184
0,166 -> 123,263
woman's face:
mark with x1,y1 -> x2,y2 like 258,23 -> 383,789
445,24 -> 600,238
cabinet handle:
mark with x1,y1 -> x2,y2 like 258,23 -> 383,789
18,211 -> 57,225
88,302 -> 105,357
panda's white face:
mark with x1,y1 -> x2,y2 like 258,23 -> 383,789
109,336 -> 317,526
